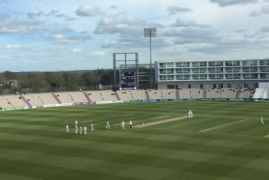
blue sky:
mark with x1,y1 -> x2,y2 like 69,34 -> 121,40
1,0 -> 269,72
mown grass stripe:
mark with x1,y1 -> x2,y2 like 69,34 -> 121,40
199,120 -> 247,132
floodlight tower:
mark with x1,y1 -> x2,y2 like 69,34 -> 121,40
144,28 -> 157,89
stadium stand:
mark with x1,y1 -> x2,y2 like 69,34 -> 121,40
130,90 -> 147,100
38,93 -> 58,105
162,89 -> 176,99
69,92 -> 89,103
0,96 -> 14,108
117,90 -> 133,100
85,91 -> 103,101
100,90 -> 118,101
56,92 -> 74,103
190,89 -> 203,99
5,95 -> 28,107
23,94 -> 44,107
178,89 -> 191,99
147,89 -> 163,99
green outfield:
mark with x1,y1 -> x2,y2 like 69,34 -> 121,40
1,101 -> 269,180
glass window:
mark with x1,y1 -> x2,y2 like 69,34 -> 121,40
176,69 -> 182,74
260,74 -> 269,79
216,74 -> 223,79
260,67 -> 268,72
244,83 -> 249,88
160,69 -> 166,74
192,68 -> 199,73
226,67 -> 232,72
183,62 -> 190,67
192,62 -> 199,67
200,68 -> 206,73
184,75 -> 190,80
216,62 -> 223,66
243,67 -> 250,72
209,62 -> 215,66
242,60 -> 257,66
167,63 -> 174,67
200,74 -> 207,80
232,61 -> 240,66
183,68 -> 190,73
260,60 -> 269,65
176,63 -> 182,67
213,84 -> 217,88
200,62 -> 206,67
215,68 -> 223,73
176,75 -> 183,80
188,84 -> 191,89
225,61 -> 232,66
167,75 -> 174,80
160,63 -> 166,68
160,76 -> 167,80
227,83 -> 232,88
219,83 -> 223,88
209,68 -> 215,73
192,75 -> 199,80
166,69 -> 174,74
250,67 -> 257,72
226,74 -> 233,79
233,74 -> 240,79
233,67 -> 240,72
209,74 -> 215,79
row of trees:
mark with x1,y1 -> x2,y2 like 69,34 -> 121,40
0,69 -> 114,92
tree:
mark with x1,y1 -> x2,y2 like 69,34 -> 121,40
83,71 -> 100,86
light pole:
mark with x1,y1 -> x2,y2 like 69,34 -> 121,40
144,28 -> 157,89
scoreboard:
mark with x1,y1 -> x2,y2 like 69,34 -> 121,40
119,72 -> 137,90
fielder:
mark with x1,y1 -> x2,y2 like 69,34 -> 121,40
106,121 -> 110,129
261,116 -> 264,124
66,124 -> 69,133
121,121 -> 125,129
91,123 -> 94,131
75,125 -> 78,134
188,110 -> 193,118
80,126 -> 83,135
75,120 -> 78,126
84,126 -> 87,135
129,120 -> 132,128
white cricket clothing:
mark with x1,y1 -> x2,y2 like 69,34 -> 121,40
66,125 -> 69,133
75,120 -> 78,126
130,120 -> 132,128
261,117 -> 264,124
80,126 -> 83,135
188,110 -> 193,118
106,121 -> 110,129
84,126 -> 87,135
121,121 -> 125,129
75,125 -> 78,134
91,124 -> 94,131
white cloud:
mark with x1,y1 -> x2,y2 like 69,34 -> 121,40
94,14 -> 165,36
4,44 -> 39,51
75,3 -> 102,17
46,33 -> 91,45
210,0 -> 258,7
250,10 -> 261,17
167,6 -> 191,15
73,49 -> 82,53
261,5 -> 269,14
5,44 -> 21,49
0,17 -> 45,34
92,52 -> 106,56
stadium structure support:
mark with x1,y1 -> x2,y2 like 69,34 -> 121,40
113,53 -> 139,91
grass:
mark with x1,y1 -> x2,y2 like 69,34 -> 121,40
0,101 -> 269,179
